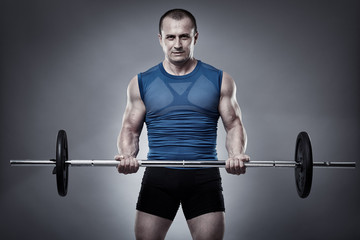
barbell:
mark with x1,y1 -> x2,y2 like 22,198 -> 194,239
10,130 -> 356,198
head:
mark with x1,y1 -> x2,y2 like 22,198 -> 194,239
158,9 -> 199,65
159,9 -> 197,35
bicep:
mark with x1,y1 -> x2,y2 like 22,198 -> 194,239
122,76 -> 146,134
219,72 -> 243,131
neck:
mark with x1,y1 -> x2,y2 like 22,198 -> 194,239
162,58 -> 197,76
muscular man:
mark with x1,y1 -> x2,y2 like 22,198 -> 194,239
115,9 -> 250,240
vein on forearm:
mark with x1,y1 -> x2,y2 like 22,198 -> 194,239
118,124 -> 141,158
225,117 -> 247,157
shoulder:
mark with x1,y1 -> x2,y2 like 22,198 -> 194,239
222,72 -> 235,85
199,61 -> 222,74
128,75 -> 138,88
198,61 -> 223,90
127,75 -> 140,98
221,72 -> 236,97
139,64 -> 161,78
137,63 -> 162,91
136,63 -> 162,100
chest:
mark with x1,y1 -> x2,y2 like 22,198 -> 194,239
143,75 -> 220,115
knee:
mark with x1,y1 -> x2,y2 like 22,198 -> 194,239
192,231 -> 224,240
190,222 -> 224,240
135,229 -> 166,240
135,231 -> 150,240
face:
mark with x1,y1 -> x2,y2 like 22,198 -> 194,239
159,17 -> 198,65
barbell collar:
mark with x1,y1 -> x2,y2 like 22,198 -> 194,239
312,161 -> 356,168
10,160 -> 56,166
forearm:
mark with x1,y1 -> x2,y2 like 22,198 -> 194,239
225,120 -> 247,158
117,125 -> 140,158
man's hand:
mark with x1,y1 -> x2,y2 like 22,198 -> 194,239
115,154 -> 139,174
226,154 -> 250,175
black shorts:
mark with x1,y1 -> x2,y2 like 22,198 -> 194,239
136,167 -> 225,221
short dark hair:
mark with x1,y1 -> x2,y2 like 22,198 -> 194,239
159,9 -> 197,35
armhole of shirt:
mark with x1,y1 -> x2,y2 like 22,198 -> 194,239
218,70 -> 223,96
137,73 -> 145,101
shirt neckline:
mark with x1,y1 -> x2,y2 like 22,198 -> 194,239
159,60 -> 202,80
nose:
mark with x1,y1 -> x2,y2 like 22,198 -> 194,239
174,37 -> 182,49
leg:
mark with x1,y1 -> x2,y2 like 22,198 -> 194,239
135,210 -> 173,240
182,169 -> 225,239
187,211 -> 225,240
135,168 -> 180,239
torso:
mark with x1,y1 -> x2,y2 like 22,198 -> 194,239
138,60 -> 223,161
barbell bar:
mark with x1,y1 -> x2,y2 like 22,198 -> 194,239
10,160 -> 356,168
10,130 -> 356,198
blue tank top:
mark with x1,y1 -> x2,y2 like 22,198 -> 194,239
138,60 -> 223,161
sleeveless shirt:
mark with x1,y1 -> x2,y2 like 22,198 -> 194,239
138,60 -> 223,161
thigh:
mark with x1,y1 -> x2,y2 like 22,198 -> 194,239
187,211 -> 225,240
136,168 -> 181,220
181,168 -> 225,220
135,211 -> 172,240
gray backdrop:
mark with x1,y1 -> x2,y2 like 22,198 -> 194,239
1,0 -> 359,239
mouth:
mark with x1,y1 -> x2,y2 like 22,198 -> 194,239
172,51 -> 185,55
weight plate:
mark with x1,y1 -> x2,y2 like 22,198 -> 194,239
294,131 -> 313,198
56,130 -> 69,197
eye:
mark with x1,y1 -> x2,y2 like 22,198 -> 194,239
180,34 -> 190,40
166,35 -> 175,40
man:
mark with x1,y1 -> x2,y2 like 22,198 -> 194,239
115,9 -> 250,240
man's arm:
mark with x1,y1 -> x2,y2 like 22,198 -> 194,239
115,75 -> 146,174
219,72 -> 250,175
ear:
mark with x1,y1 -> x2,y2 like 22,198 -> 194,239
194,32 -> 199,45
158,33 -> 163,47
